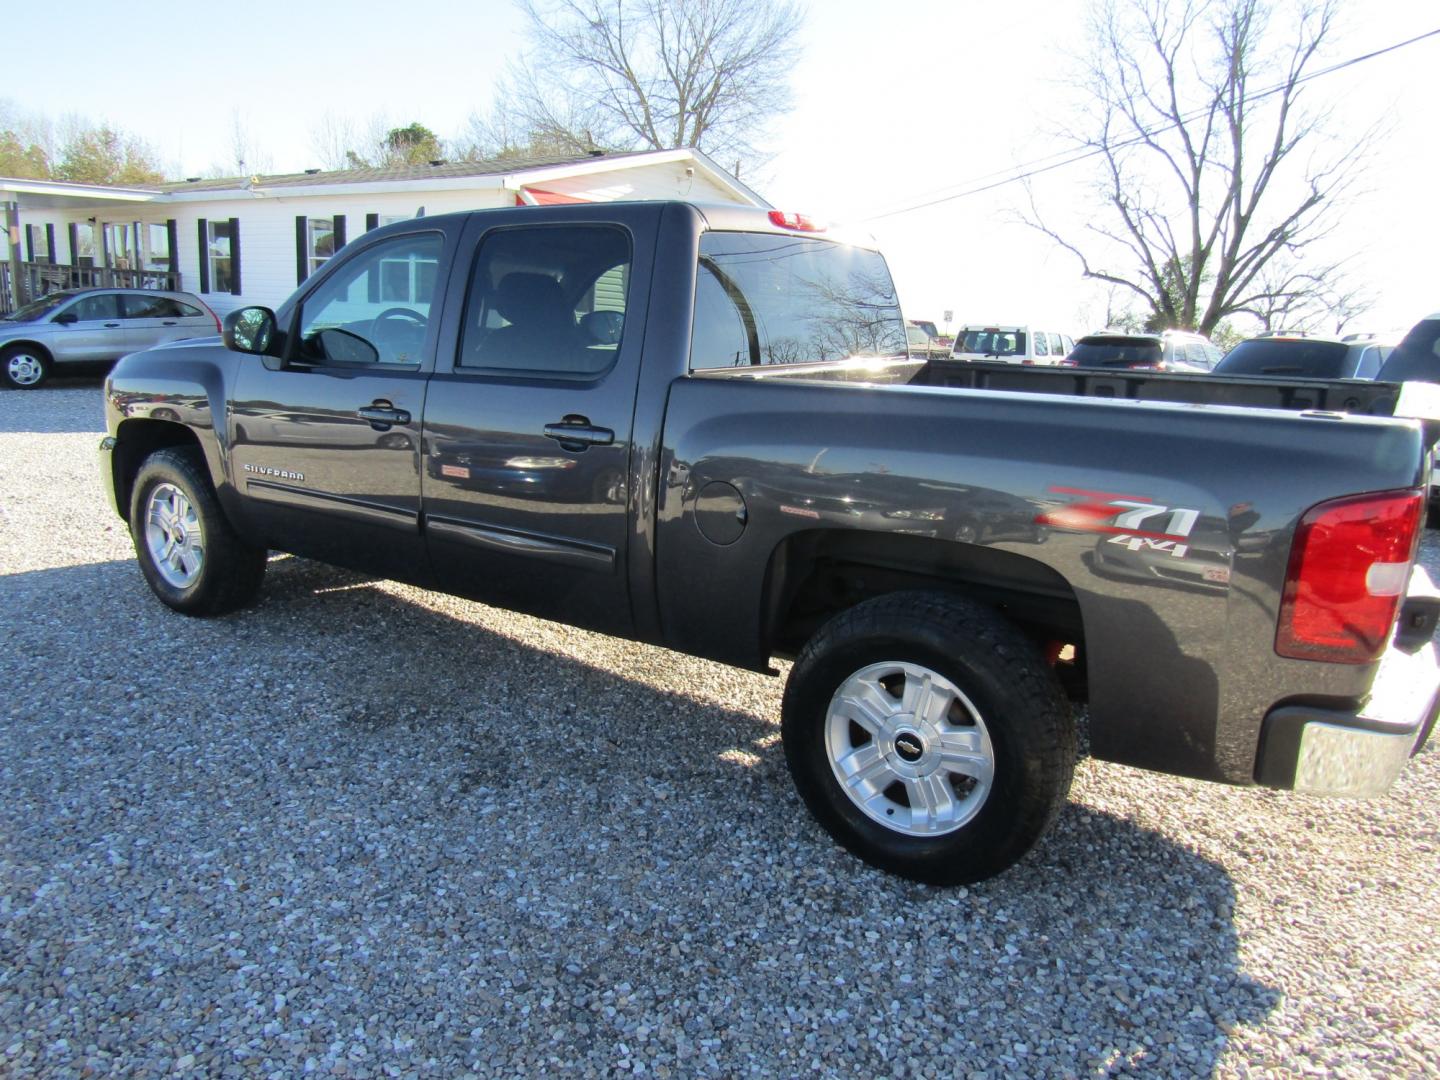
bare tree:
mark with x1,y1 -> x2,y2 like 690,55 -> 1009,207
1031,0 -> 1371,335
495,0 -> 804,170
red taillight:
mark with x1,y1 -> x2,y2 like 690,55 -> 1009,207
1058,358 -> 1078,367
1276,489 -> 1423,663
768,210 -> 826,232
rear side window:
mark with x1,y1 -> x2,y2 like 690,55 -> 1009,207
1215,340 -> 1352,378
690,232 -> 905,368
459,225 -> 631,377
122,295 -> 200,319
1034,332 -> 1049,357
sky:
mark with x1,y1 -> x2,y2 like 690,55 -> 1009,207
5,0 -> 1437,335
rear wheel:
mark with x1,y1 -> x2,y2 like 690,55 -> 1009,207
1,344 -> 51,389
128,447 -> 267,615
781,591 -> 1076,885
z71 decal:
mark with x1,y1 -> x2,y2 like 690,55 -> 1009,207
1037,486 -> 1201,555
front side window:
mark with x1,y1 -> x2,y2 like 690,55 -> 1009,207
69,294 -> 120,321
307,217 -> 336,275
207,221 -> 233,293
690,232 -> 905,368
296,233 -> 443,366
458,225 -> 631,376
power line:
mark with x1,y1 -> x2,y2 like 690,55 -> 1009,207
853,25 -> 1440,224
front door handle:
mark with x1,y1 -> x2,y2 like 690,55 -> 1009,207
543,417 -> 614,449
162,320 -> 178,326
358,402 -> 411,428
103,322 -> 121,328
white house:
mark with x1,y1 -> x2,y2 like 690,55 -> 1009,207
0,148 -> 767,314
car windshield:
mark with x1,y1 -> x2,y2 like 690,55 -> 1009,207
957,329 -> 1026,356
3,292 -> 76,322
690,232 -> 907,367
1067,338 -> 1163,367
1216,339 -> 1352,378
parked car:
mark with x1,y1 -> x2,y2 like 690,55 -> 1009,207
907,319 -> 950,347
951,324 -> 1074,365
1061,330 -> 1222,372
905,324 -> 948,359
1215,333 -> 1396,380
0,288 -> 219,389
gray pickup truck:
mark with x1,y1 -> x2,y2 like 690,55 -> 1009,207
99,202 -> 1440,885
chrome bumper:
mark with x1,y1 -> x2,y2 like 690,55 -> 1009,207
1257,567 -> 1440,797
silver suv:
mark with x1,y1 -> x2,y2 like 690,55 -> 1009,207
1,289 -> 219,389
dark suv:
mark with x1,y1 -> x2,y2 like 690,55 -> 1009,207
1215,334 -> 1395,380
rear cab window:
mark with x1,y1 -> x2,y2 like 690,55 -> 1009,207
690,232 -> 906,369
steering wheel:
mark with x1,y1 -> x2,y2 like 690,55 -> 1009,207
369,307 -> 428,362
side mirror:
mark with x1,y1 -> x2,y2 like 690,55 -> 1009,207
52,311 -> 78,325
222,306 -> 277,355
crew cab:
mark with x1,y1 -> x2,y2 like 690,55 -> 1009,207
99,202 -> 1440,885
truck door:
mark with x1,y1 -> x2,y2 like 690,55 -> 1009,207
421,208 -> 658,636
230,224 -> 459,582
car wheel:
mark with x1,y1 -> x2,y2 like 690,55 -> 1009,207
1,344 -> 52,389
128,447 -> 268,615
781,591 -> 1076,885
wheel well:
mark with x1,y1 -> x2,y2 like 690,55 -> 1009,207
111,419 -> 204,518
0,339 -> 54,363
761,530 -> 1089,701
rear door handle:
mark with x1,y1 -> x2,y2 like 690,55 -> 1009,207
358,403 -> 411,428
103,322 -> 121,328
162,320 -> 178,325
543,418 -> 614,449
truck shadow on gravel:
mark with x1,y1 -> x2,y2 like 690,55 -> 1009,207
2,555 -> 1279,1076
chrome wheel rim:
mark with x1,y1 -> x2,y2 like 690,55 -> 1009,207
6,352 -> 44,386
825,661 -> 995,836
143,483 -> 204,589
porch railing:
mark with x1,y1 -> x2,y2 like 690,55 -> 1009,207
0,262 -> 182,315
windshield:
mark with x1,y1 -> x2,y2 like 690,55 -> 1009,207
1215,340 -> 1352,378
690,232 -> 906,367
956,329 -> 1026,357
3,292 -> 76,322
1067,338 -> 1163,368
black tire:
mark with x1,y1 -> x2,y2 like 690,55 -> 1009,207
1,343 -> 52,389
781,591 -> 1076,886
128,447 -> 267,615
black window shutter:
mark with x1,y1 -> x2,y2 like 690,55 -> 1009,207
365,212 -> 379,232
296,216 -> 308,285
45,224 -> 56,265
165,219 -> 178,274
333,214 -> 347,252
25,224 -> 35,261
67,223 -> 79,266
197,219 -> 210,294
228,218 -> 242,295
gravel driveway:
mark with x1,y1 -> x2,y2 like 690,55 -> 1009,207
2,379 -> 1437,1078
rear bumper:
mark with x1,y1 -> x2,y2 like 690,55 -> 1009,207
1256,633 -> 1440,797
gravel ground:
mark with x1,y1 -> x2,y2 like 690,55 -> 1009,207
1,379 -> 1438,1078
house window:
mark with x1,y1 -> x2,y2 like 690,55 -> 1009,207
74,223 -> 96,266
27,225 -> 51,263
208,220 -> 234,293
307,217 -> 336,275
146,223 -> 171,270
379,250 -> 439,304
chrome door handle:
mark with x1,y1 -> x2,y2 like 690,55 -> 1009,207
358,404 -> 411,427
543,419 -> 614,448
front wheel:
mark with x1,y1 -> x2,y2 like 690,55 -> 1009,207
781,591 -> 1076,885
128,447 -> 267,615
1,344 -> 52,389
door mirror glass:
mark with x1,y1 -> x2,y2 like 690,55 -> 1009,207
222,306 -> 277,354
